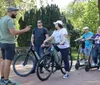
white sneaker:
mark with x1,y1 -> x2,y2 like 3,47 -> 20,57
92,63 -> 96,67
63,74 -> 69,79
98,67 -> 100,71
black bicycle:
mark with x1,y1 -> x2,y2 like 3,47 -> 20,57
36,43 -> 73,81
13,45 -> 41,77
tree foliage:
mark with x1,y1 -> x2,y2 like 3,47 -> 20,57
0,0 -> 81,47
65,0 -> 98,33
17,4 -> 68,46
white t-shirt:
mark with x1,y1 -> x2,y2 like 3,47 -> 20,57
52,28 -> 70,49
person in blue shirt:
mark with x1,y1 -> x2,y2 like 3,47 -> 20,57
75,27 -> 93,57
82,27 -> 93,57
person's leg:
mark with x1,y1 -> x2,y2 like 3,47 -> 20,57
4,60 -> 12,80
1,43 -> 16,84
98,54 -> 100,69
79,48 -> 84,60
60,48 -> 70,79
39,46 -> 44,57
84,47 -> 92,64
60,48 -> 69,72
84,48 -> 87,57
92,46 -> 97,64
4,44 -> 15,80
0,61 -> 5,79
0,61 -> 5,84
39,46 -> 44,73
97,45 -> 100,70
0,48 -> 5,81
98,53 -> 100,70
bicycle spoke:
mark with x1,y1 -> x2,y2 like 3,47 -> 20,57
13,54 -> 34,77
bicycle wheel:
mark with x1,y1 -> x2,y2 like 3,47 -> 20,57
13,53 -> 34,77
61,54 -> 73,74
36,53 -> 52,81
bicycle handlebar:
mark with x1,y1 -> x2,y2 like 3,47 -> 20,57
74,37 -> 95,42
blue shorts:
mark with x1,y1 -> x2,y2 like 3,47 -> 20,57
80,48 -> 84,54
80,47 -> 91,57
0,43 -> 15,61
84,47 -> 91,57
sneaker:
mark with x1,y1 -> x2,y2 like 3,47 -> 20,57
91,63 -> 96,67
3,80 -> 16,85
98,67 -> 100,71
63,74 -> 69,79
0,78 -> 4,84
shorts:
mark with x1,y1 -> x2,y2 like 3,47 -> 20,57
84,47 -> 91,57
80,48 -> 84,54
0,43 -> 15,61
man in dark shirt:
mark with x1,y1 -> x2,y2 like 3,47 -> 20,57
31,20 -> 49,73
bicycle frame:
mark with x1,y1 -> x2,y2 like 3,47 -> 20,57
47,44 -> 62,67
24,46 -> 41,64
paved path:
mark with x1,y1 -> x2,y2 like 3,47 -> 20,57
10,66 -> 100,85
0,62 -> 100,85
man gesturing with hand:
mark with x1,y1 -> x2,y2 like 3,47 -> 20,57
0,7 -> 31,85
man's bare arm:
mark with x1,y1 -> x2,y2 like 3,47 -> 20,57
9,26 -> 31,36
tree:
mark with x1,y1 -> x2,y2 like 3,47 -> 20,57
65,0 -> 98,33
0,0 -> 8,17
64,0 -> 99,46
17,4 -> 67,46
82,0 -> 98,32
73,0 -> 100,26
17,9 -> 37,46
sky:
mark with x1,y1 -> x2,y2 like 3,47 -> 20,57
37,0 -> 74,9
53,0 -> 74,8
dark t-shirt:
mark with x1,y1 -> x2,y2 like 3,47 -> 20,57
33,27 -> 48,46
93,34 -> 100,44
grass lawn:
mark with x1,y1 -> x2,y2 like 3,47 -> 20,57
71,47 -> 78,60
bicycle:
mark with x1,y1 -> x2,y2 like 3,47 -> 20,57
13,45 -> 44,77
36,43 -> 73,81
14,47 -> 26,57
